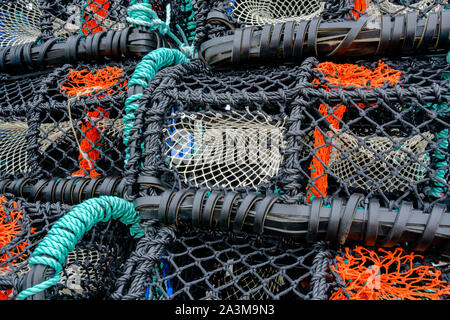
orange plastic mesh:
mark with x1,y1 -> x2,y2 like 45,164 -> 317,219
351,0 -> 367,19
306,61 -> 402,202
61,66 -> 127,178
330,246 -> 450,300
0,196 -> 36,300
82,0 -> 110,35
0,289 -> 12,300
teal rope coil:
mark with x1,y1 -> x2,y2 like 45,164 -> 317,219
123,48 -> 190,164
16,196 -> 143,300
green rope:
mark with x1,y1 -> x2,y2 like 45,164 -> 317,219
127,3 -> 194,56
426,52 -> 450,197
123,48 -> 190,164
179,0 -> 196,43
16,196 -> 142,300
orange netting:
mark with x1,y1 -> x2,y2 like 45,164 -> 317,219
330,246 -> 450,300
61,66 -> 127,178
0,196 -> 36,300
82,0 -> 110,35
306,61 -> 402,202
351,0 -> 367,19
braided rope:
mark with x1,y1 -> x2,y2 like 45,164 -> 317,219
123,48 -> 190,165
127,2 -> 194,56
16,196 -> 142,300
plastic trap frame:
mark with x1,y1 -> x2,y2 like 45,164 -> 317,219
193,0 -> 447,49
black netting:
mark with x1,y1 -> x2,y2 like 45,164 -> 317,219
113,226 -> 332,300
0,0 -> 195,49
0,60 -> 137,180
192,0 -> 446,48
295,54 -> 449,212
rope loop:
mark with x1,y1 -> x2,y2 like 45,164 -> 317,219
16,196 -> 142,300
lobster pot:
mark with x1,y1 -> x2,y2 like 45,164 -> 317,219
113,228 -> 332,300
0,60 -> 139,180
125,59 -> 315,199
294,54 -> 449,211
0,194 -> 137,300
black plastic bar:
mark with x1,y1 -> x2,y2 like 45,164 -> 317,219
0,26 -> 175,72
135,188 -> 450,253
200,11 -> 450,65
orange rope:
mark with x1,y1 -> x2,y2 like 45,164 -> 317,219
61,66 -> 127,178
330,246 -> 450,300
306,61 -> 402,202
0,196 -> 36,300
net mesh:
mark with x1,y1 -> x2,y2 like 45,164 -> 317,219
232,0 -> 327,26
114,227 -> 332,300
0,61 -> 136,180
0,195 -> 68,300
329,131 -> 433,192
329,246 -> 450,300
0,0 -> 42,47
165,109 -> 285,190
129,55 -> 449,212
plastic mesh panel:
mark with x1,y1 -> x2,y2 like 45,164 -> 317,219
114,228 -> 332,300
165,109 -> 285,190
233,0 -> 326,26
0,61 -> 136,180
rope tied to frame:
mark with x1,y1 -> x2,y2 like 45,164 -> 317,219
126,2 -> 195,58
123,48 -> 190,165
16,196 -> 143,300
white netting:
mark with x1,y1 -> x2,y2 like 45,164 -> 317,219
0,0 -> 126,47
0,119 -> 123,176
0,120 -> 31,175
165,109 -> 285,190
0,0 -> 41,47
329,130 -> 433,192
232,0 -> 325,26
